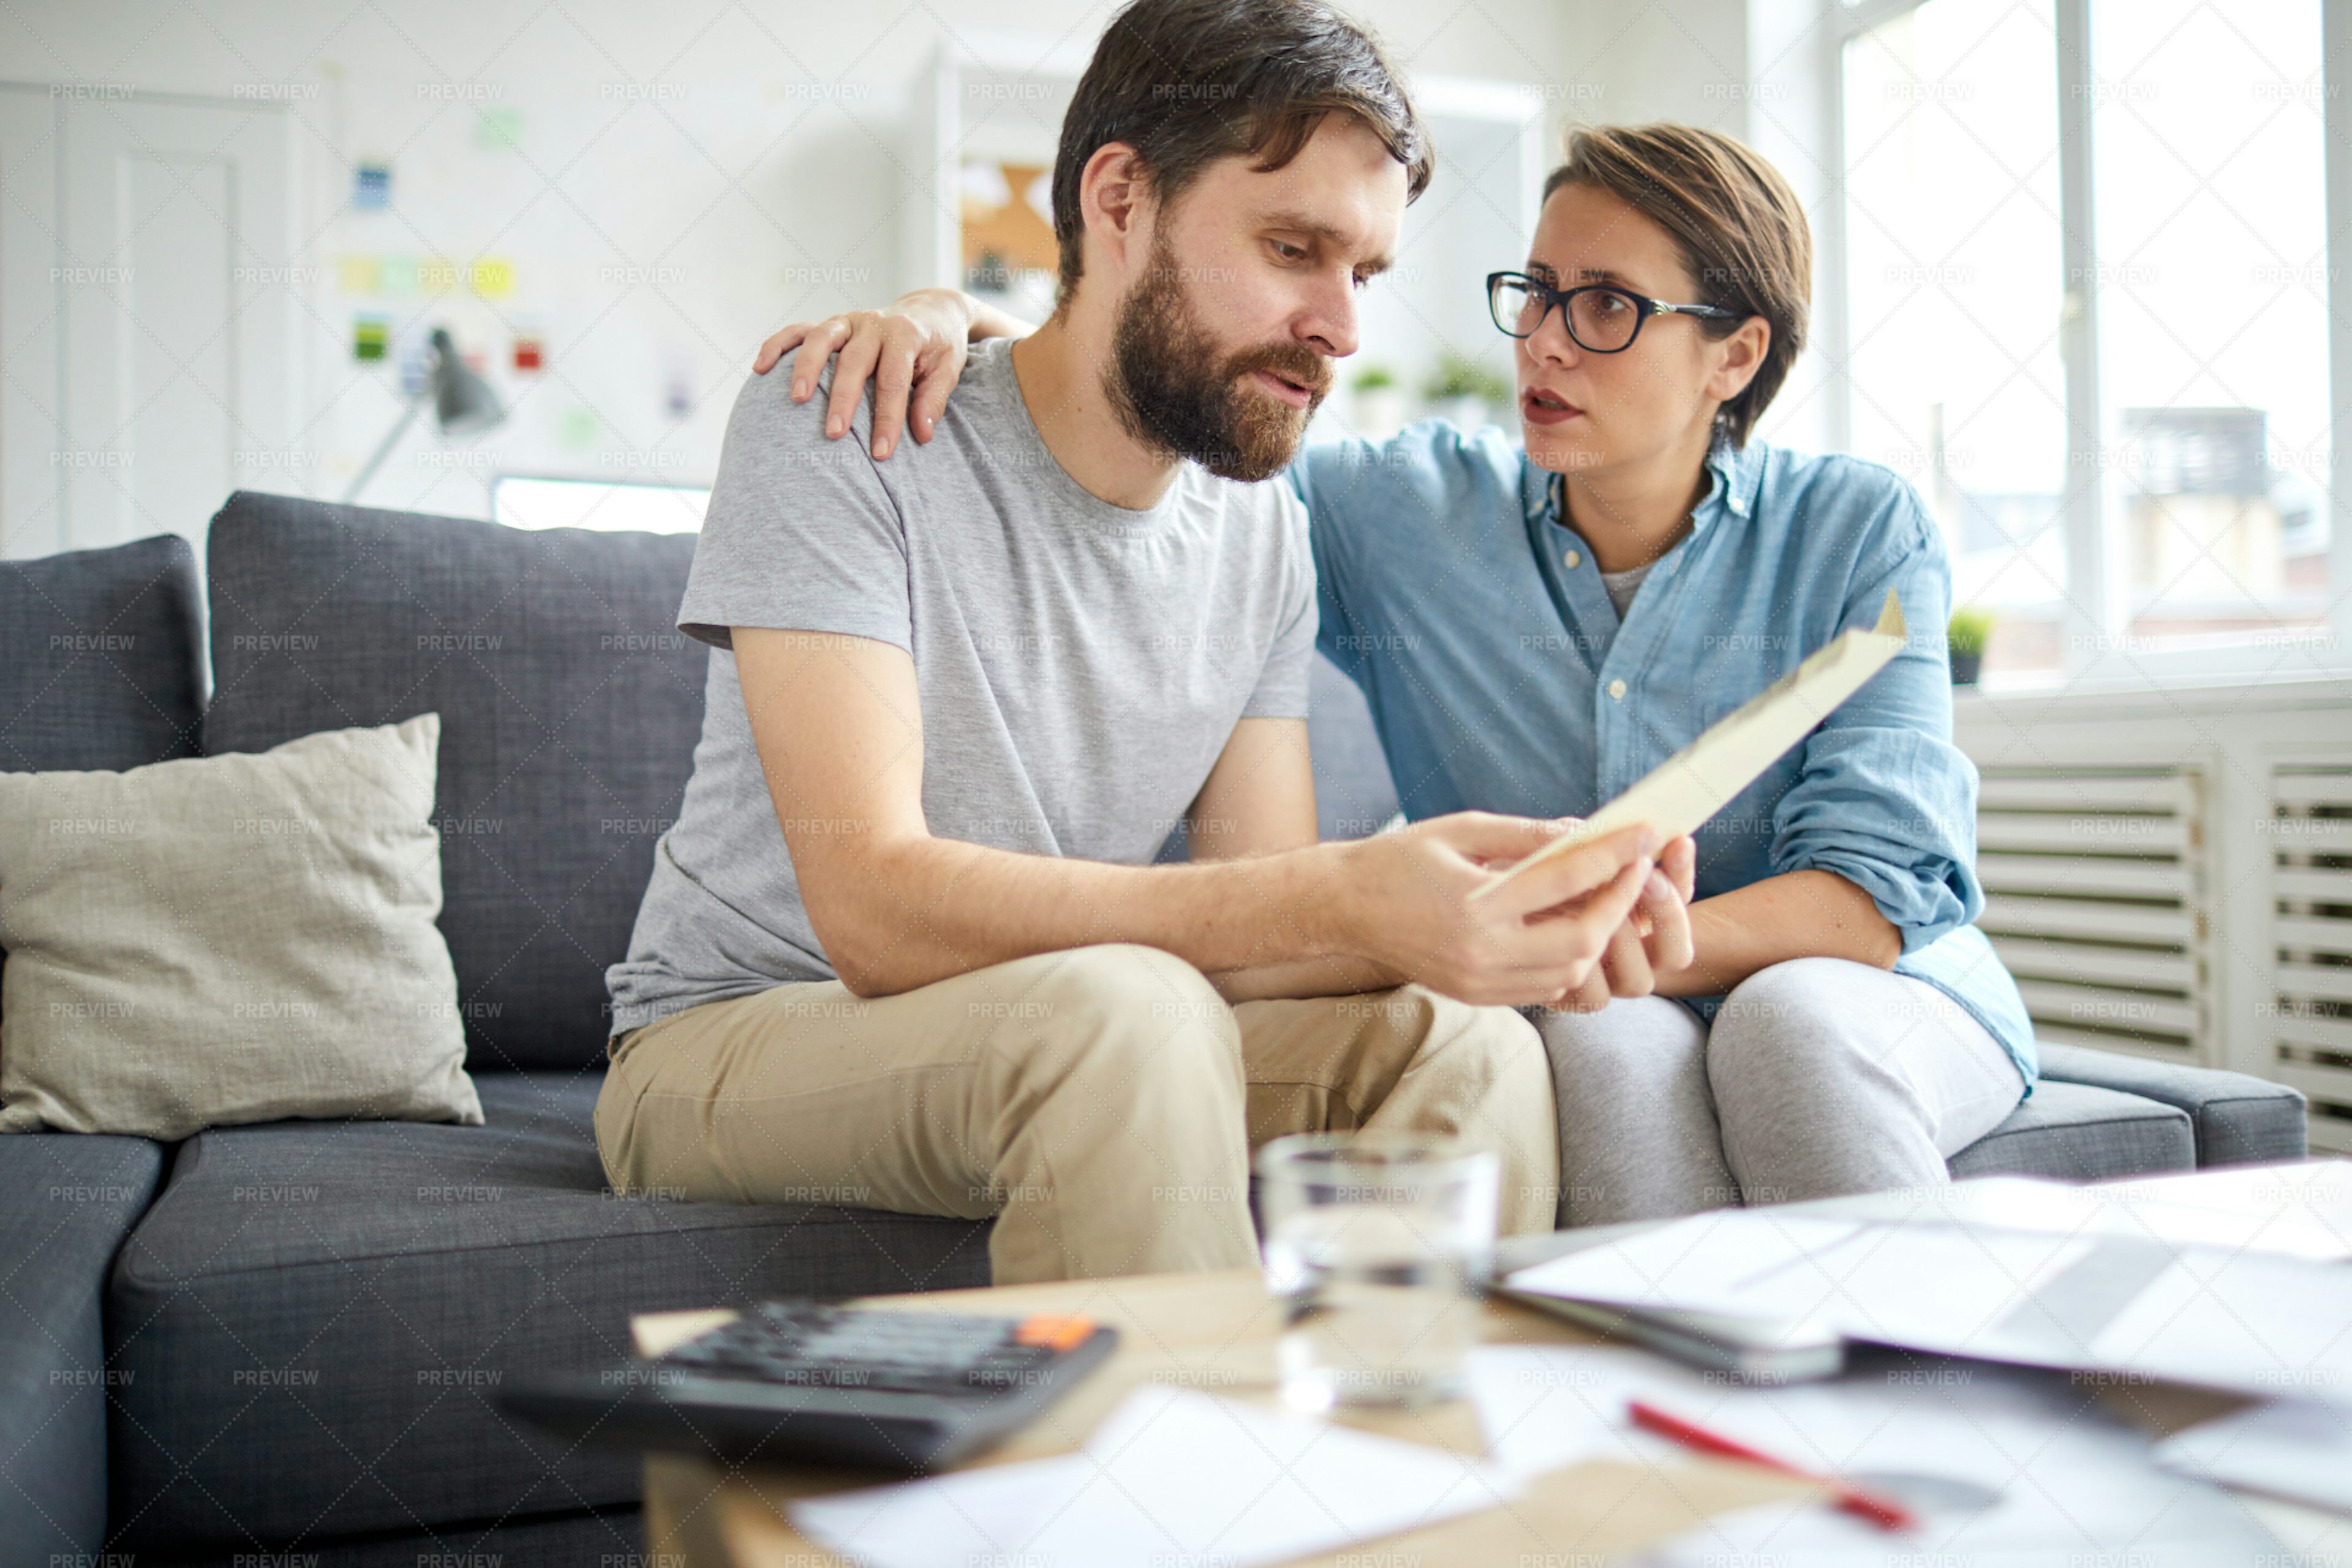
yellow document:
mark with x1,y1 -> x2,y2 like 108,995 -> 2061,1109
1475,588 -> 1909,900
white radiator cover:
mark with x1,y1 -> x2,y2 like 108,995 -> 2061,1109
1955,674 -> 2352,1154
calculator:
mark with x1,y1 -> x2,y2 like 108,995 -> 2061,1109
499,1300 -> 1119,1472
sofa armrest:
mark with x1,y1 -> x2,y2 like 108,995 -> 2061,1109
2036,1043 -> 2307,1167
0,1132 -> 165,1561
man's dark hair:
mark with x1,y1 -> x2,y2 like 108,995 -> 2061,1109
1050,0 -> 1433,301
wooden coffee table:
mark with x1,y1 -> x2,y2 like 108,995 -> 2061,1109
631,1265 -> 1819,1568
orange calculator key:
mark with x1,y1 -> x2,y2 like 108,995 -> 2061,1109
1016,1313 -> 1095,1350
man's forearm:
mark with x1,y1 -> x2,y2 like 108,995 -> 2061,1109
827,832 -> 1364,997
1650,869 -> 1902,997
1205,952 -> 1406,1004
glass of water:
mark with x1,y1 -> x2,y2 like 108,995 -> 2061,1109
1256,1131 -> 1500,1413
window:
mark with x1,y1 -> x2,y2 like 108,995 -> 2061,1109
1844,0 -> 2069,679
1835,0 -> 2342,684
2091,1 -> 2331,652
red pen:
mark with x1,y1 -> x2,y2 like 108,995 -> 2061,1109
1628,1398 -> 1917,1531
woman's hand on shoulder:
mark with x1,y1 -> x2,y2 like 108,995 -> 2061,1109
752,288 -> 979,460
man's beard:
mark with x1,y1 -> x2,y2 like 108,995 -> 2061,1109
1105,238 -> 1332,483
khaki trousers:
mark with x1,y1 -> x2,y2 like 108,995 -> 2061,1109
594,943 -> 1559,1285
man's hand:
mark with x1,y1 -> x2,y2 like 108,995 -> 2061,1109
1548,829 -> 1697,1012
1330,812 -> 1665,1008
752,288 -> 979,460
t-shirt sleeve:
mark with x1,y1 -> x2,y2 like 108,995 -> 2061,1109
676,363 -> 909,652
1240,482 -> 1318,720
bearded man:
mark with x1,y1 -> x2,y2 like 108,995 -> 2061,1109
597,0 -> 1676,1284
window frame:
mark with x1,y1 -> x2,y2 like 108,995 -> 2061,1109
1822,0 -> 2352,687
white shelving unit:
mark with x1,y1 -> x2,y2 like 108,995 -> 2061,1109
899,32 -> 1548,434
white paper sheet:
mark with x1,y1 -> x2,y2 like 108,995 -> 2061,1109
1504,1206 -> 2352,1402
1477,587 -> 1908,898
1812,1165 -> 2352,1263
2159,1398 -> 2352,1515
1623,1360 -> 2282,1566
790,1383 -> 1520,1568
1463,1344 -> 1693,1479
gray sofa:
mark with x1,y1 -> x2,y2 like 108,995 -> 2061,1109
0,493 -> 2307,1567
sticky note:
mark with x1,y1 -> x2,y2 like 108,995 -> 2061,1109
352,314 -> 388,362
469,258 -> 514,298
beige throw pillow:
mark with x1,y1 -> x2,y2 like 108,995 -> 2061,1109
0,713 -> 482,1138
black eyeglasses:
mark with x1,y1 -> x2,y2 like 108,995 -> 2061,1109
1487,271 -> 1746,353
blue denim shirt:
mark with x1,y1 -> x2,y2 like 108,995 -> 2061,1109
1289,422 -> 2037,1088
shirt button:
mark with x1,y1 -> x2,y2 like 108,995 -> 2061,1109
1608,679 -> 1627,701
1563,549 -> 1581,569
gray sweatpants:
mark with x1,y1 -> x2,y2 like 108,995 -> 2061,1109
1529,956 -> 2026,1228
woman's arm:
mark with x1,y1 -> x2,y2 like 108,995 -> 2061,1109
751,288 -> 1030,459
1648,869 -> 1900,997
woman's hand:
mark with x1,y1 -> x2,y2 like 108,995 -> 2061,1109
752,288 -> 979,460
1537,824 -> 1698,1012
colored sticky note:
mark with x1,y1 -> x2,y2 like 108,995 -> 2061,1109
354,164 -> 390,210
417,257 -> 460,293
338,255 -> 380,293
378,254 -> 418,294
352,314 -> 388,361
469,258 -> 514,298
512,334 -> 543,372
476,109 -> 522,150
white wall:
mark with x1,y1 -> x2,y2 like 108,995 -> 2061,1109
3,0 -> 1591,527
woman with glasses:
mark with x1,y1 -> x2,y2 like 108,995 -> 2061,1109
749,122 -> 2034,1226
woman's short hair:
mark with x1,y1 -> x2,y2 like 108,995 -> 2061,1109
1542,123 -> 1812,448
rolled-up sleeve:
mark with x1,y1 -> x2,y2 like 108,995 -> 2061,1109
1769,495 -> 1982,954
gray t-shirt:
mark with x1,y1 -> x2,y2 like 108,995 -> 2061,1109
605,337 -> 1317,1033
1599,558 -> 1655,617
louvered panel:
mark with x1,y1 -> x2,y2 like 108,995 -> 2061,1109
2272,1010 -> 2352,1056
2272,1058 -> 2352,1155
2274,865 -> 2352,903
1975,764 -> 2207,1066
1978,774 -> 2193,813
2277,914 -> 2352,952
1977,853 -> 2188,901
1979,895 -> 2191,944
2030,1023 -> 2206,1063
2277,961 -> 2352,1005
2268,762 -> 2352,1154
1978,815 -> 2187,854
2263,820 -> 2352,857
1988,937 -> 2195,991
2012,978 -> 2197,1039
2275,772 -> 2352,808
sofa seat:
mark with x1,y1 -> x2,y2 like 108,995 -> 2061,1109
1947,1079 -> 2194,1180
104,1070 -> 989,1552
1,1133 -> 164,1563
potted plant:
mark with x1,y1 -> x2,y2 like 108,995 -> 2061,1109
1947,606 -> 1994,685
1351,363 -> 1408,442
1422,353 -> 1513,432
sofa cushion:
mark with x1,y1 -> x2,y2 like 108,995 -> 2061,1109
1945,1079 -> 2195,1181
1306,654 -> 1400,840
0,1133 -> 164,1562
105,1068 -> 989,1551
202,492 -> 707,1072
0,532 -> 205,774
2037,1042 -> 2307,1167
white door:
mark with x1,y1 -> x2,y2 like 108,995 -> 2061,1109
57,92 -> 296,556
0,86 -> 61,559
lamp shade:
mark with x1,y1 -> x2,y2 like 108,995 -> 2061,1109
429,326 -> 505,435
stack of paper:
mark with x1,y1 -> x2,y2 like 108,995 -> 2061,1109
1503,1206 -> 2352,1402
791,1384 -> 1518,1568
